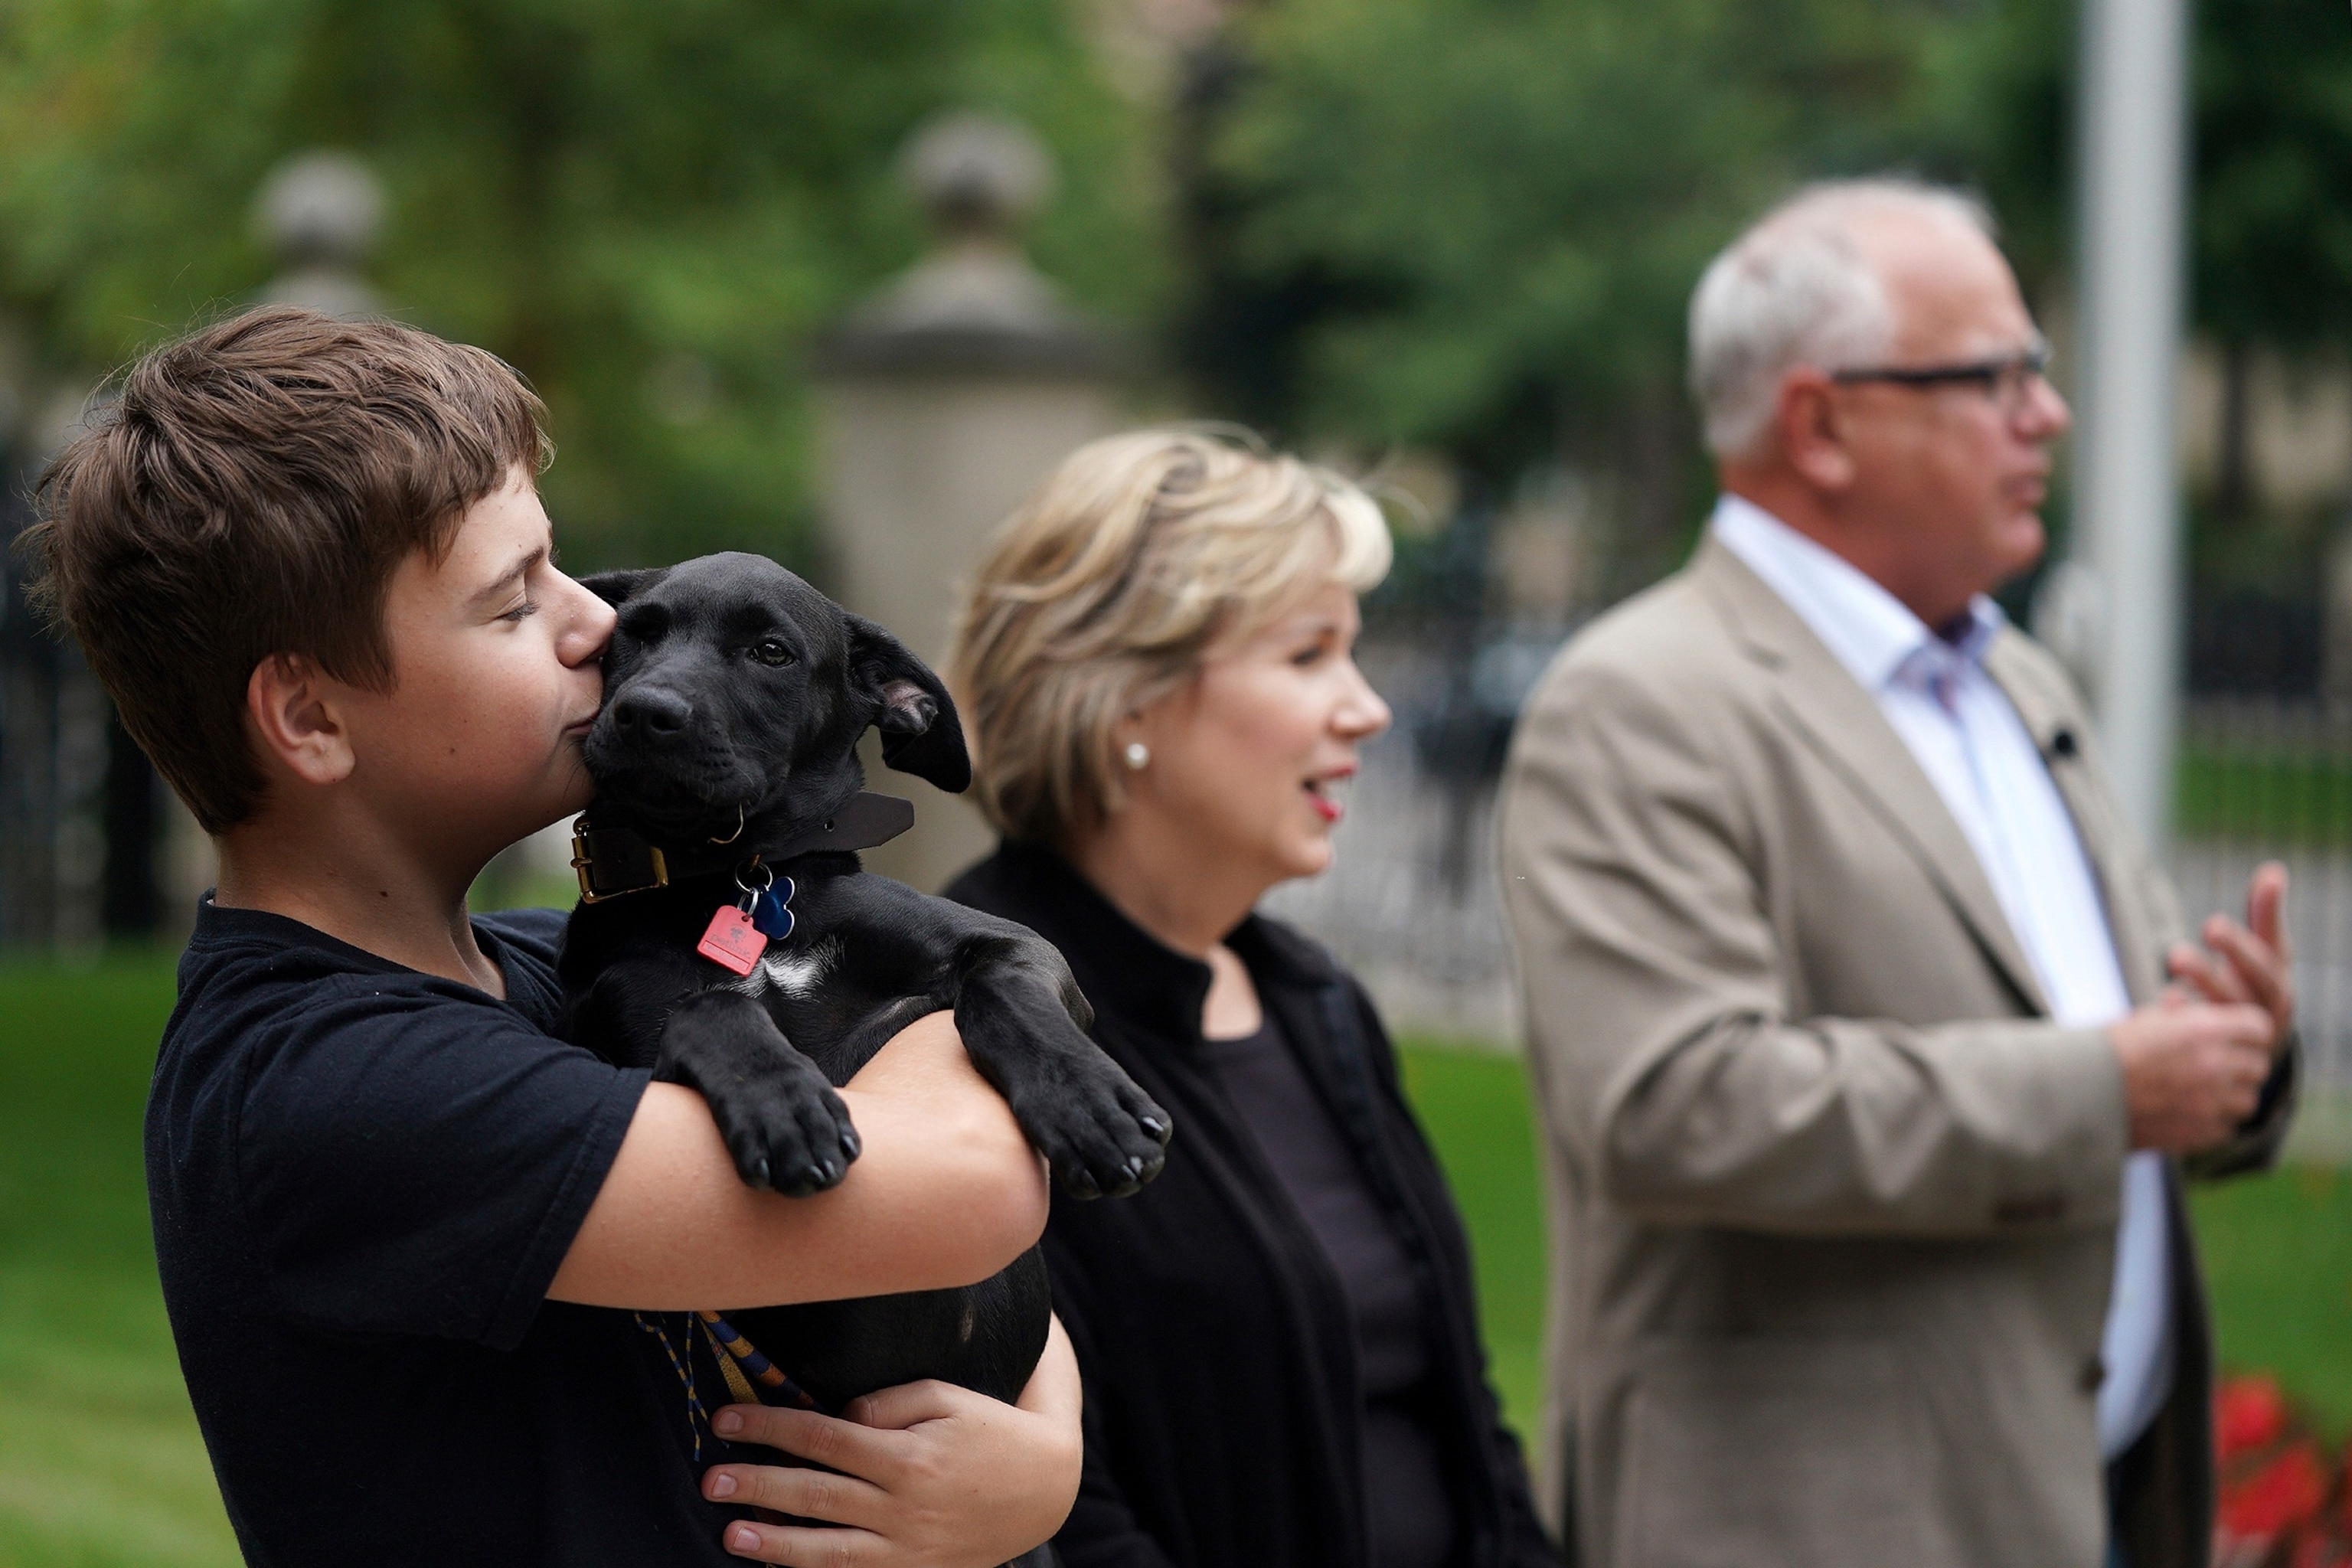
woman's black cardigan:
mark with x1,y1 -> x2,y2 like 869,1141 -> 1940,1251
946,841 -> 1557,1568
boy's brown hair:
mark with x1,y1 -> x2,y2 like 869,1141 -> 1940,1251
25,305 -> 550,834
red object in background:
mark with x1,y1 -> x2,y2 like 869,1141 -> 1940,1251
2213,1376 -> 2352,1567
2221,1376 -> 2295,1461
2222,1442 -> 2332,1542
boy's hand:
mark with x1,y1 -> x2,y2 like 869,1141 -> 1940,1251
700,1313 -> 1083,1566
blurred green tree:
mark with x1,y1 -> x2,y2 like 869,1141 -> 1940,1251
0,0 -> 1163,570
2193,0 -> 2352,354
2188,0 -> 2352,547
1926,0 -> 2352,637
1203,0 -> 2352,617
1198,0 -> 1977,595
1929,0 -> 2352,475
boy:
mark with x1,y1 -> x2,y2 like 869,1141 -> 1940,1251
28,306 -> 1080,1566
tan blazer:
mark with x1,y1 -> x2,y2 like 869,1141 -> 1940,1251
1498,537 -> 2293,1568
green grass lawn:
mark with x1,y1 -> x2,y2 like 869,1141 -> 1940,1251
3,955 -> 2349,1562
1395,1043 -> 1549,1438
2175,746 -> 2352,846
2190,1162 -> 2352,1434
0,954 -> 238,1568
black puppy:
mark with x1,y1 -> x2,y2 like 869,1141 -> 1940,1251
554,551 -> 1170,1431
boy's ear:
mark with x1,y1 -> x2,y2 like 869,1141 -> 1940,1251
580,567 -> 665,607
246,653 -> 354,788
844,612 -> 971,794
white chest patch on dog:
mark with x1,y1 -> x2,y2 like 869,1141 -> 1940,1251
729,938 -> 836,1001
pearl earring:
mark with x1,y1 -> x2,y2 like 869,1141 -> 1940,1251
1122,741 -> 1150,771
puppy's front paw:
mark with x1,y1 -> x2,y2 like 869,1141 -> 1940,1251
707,1053 -> 862,1197
1011,1060 -> 1173,1201
657,992 -> 861,1196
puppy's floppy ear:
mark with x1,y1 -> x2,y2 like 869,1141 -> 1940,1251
580,567 -> 665,606
844,613 -> 971,794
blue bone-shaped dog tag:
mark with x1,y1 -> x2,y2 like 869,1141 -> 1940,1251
750,877 -> 796,941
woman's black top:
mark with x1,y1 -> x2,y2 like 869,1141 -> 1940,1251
1202,1011 -> 1456,1568
946,841 -> 1557,1568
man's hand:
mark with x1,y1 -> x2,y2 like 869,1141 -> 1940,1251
2110,998 -> 2275,1153
2164,861 -> 2295,1055
698,1313 -> 1084,1566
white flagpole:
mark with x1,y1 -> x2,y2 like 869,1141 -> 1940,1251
2072,0 -> 2191,849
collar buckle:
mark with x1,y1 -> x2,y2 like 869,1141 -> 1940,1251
571,816 -> 669,904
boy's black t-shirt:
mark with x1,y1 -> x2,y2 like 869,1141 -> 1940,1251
151,899 -> 773,1566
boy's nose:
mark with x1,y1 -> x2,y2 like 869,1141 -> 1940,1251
610,686 -> 692,739
559,572 -> 619,666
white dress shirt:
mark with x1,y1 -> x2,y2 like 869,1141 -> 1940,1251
1712,493 -> 2171,1460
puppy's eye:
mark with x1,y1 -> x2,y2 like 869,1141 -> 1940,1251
750,638 -> 796,667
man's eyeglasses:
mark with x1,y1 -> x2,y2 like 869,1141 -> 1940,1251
1830,337 -> 2052,416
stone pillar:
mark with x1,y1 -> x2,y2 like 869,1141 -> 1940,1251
813,112 -> 1124,892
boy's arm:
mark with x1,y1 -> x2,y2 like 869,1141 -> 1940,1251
547,1011 -> 1047,1308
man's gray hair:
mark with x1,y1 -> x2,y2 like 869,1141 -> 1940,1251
1687,178 -> 1996,459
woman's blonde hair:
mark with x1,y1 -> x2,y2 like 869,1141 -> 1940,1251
947,429 -> 1392,845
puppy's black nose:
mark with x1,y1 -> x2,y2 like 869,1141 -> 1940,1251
611,686 -> 692,738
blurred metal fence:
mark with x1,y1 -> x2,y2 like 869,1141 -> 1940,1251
1262,725 -> 1518,1047
2171,699 -> 2352,1099
1266,688 -> 2352,1107
0,512 -> 111,951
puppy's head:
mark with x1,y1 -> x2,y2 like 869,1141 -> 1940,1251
580,552 -> 969,843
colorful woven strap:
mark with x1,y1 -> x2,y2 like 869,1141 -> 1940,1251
696,1310 -> 821,1410
635,1312 -> 710,1462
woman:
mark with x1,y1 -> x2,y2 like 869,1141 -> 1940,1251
943,431 -> 1557,1568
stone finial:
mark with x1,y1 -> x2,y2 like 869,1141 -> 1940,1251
256,150 -> 384,267
253,149 -> 387,321
816,110 -> 1118,378
900,110 -> 1057,243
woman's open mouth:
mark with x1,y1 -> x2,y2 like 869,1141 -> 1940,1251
1304,770 -> 1354,824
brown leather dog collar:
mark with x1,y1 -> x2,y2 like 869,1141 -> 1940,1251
568,791 -> 915,904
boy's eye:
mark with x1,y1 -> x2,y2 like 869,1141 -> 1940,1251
500,599 -> 539,624
750,638 -> 795,667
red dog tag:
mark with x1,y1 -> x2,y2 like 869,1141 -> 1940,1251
697,904 -> 768,976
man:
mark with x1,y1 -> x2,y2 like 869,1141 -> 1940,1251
1498,180 -> 2297,1568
